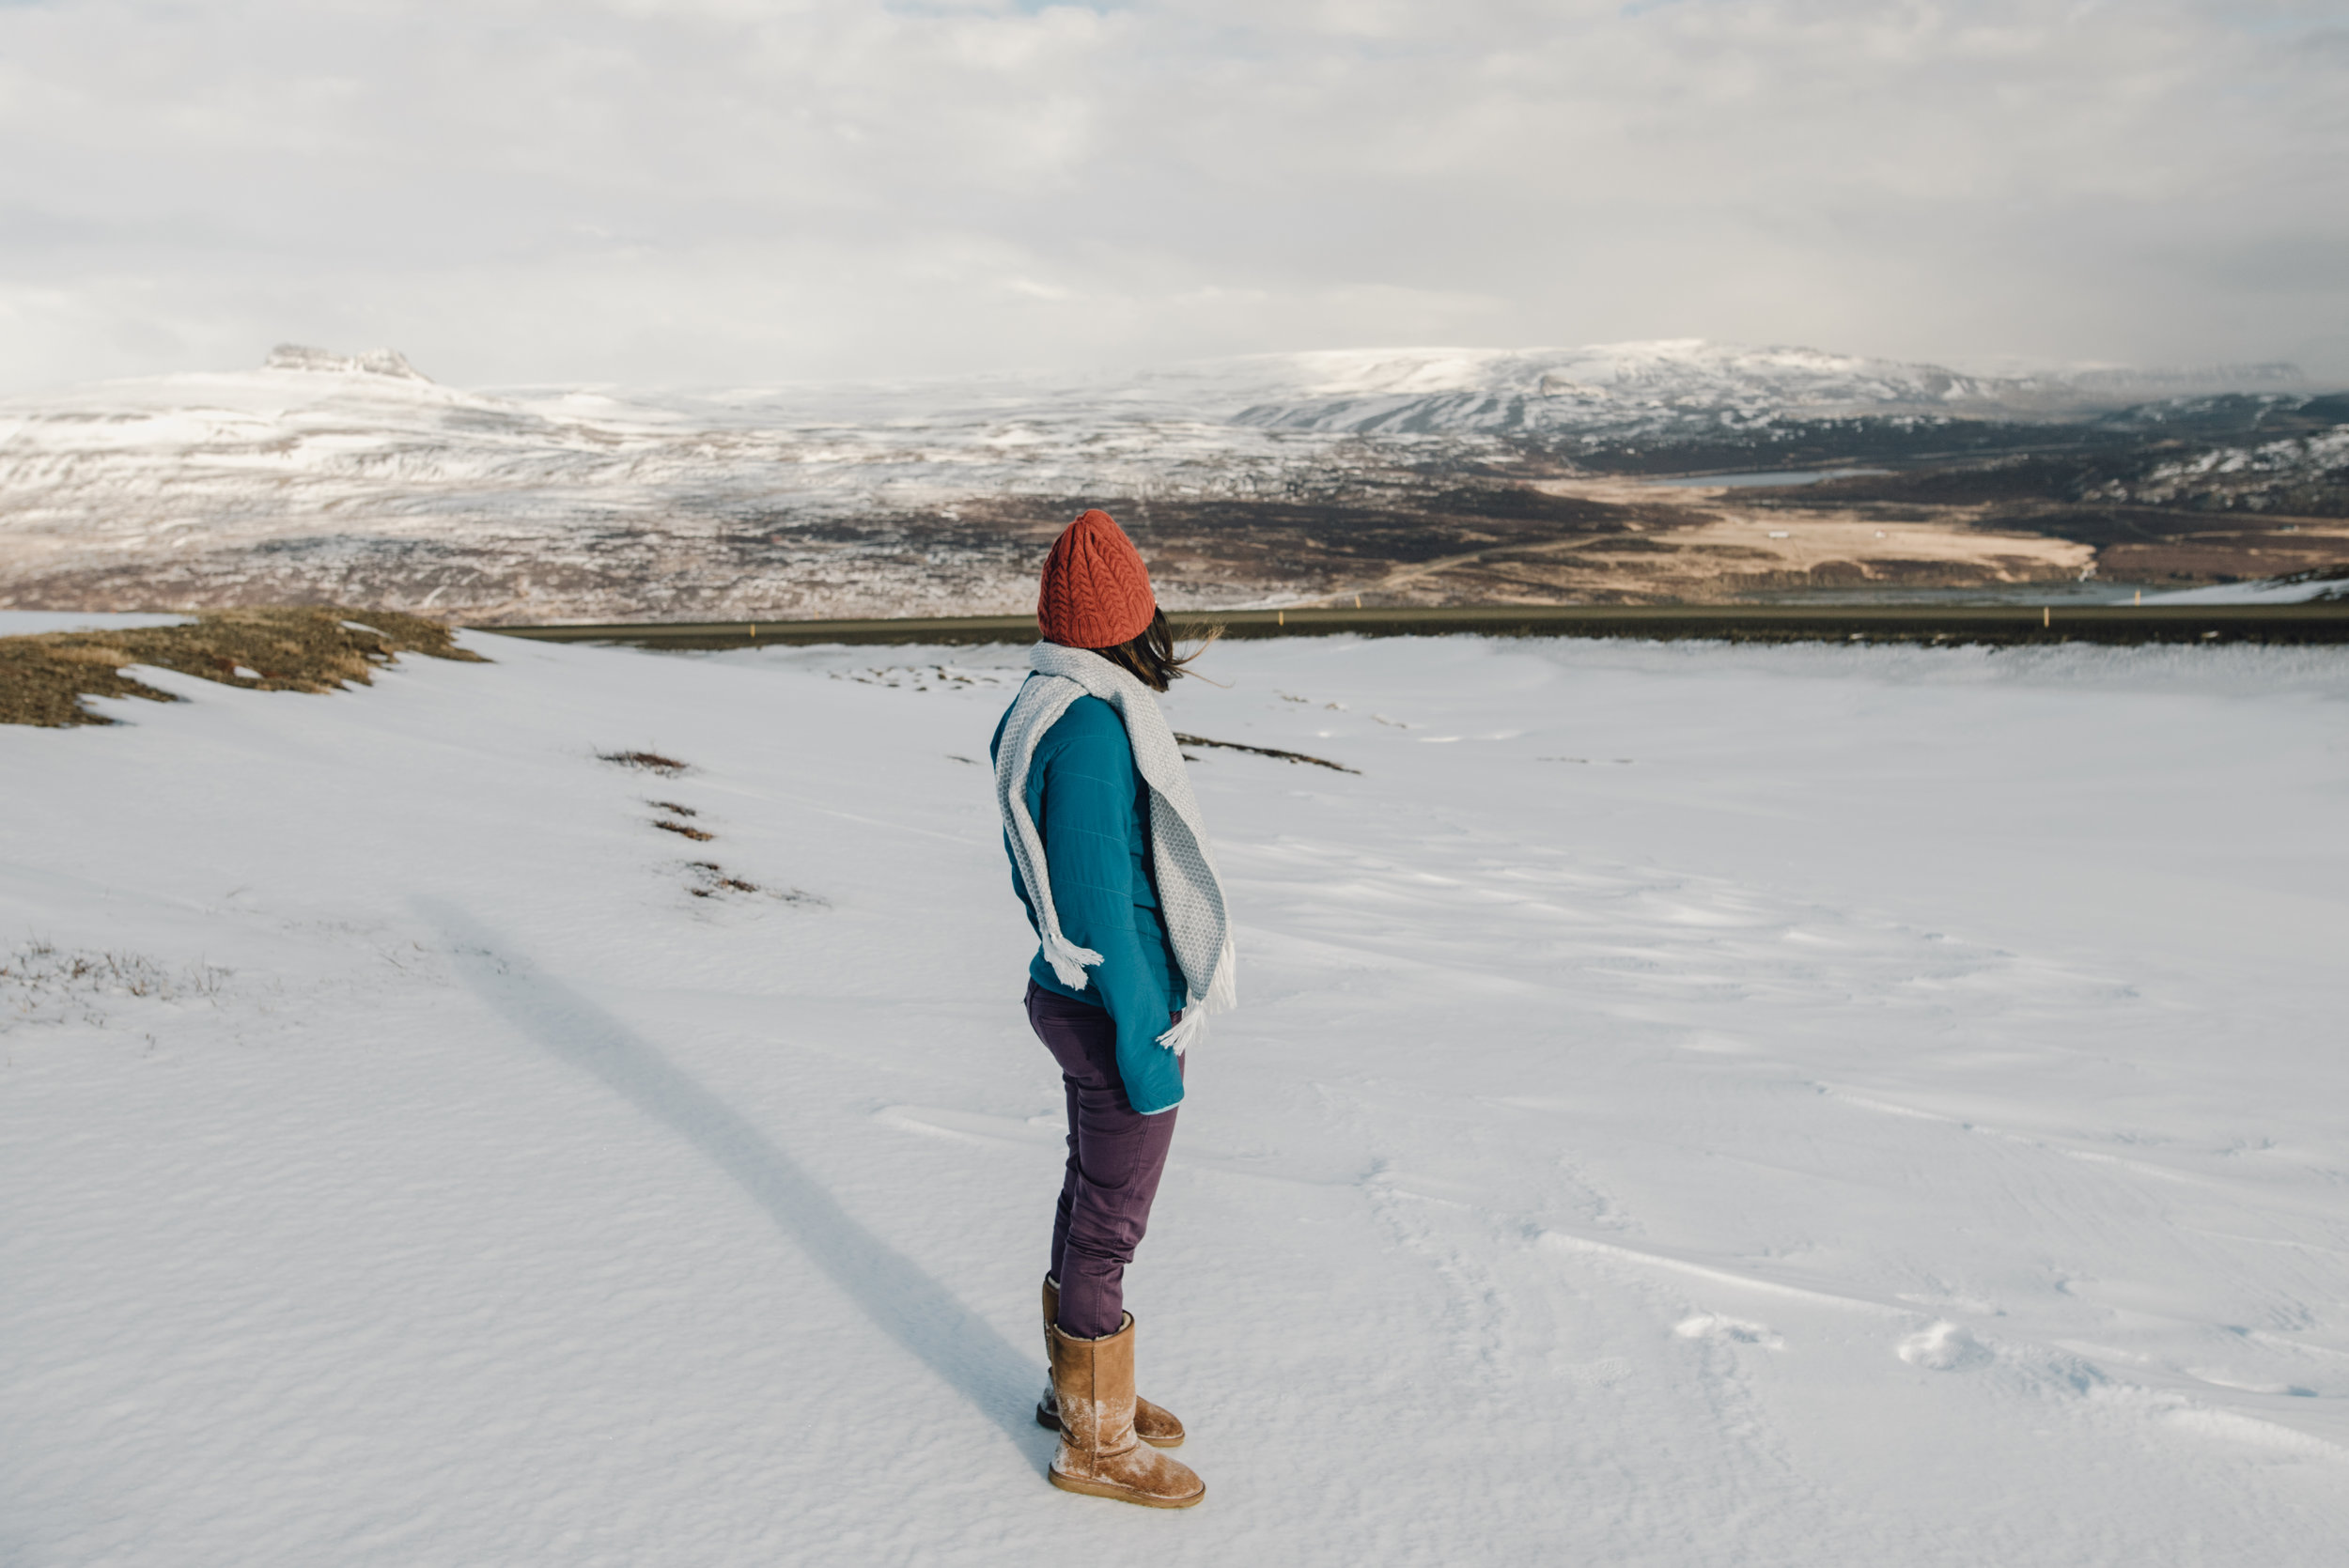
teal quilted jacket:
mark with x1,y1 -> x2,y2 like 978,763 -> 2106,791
990,683 -> 1187,1114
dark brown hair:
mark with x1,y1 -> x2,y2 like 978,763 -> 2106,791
1092,608 -> 1221,692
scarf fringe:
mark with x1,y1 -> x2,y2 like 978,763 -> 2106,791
1202,929 -> 1237,1013
1041,932 -> 1103,991
1156,1008 -> 1207,1056
1157,932 -> 1239,1056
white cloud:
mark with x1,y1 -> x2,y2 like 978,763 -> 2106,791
0,0 -> 2342,391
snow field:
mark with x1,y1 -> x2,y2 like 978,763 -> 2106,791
0,612 -> 193,635
2,632 -> 2345,1565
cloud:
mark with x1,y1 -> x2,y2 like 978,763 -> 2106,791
0,0 -> 2343,391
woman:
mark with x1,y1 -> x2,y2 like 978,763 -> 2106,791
989,509 -> 1236,1510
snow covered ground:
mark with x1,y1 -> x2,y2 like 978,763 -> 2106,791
2153,571 -> 2349,604
4,631 -> 2346,1565
0,612 -> 192,635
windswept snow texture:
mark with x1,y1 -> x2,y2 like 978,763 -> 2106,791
4,635 -> 2347,1566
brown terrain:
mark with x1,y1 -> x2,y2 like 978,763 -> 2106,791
6,476 -> 2341,622
950,478 -> 2347,613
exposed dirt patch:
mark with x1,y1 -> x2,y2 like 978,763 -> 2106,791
0,607 -> 483,728
685,861 -> 759,896
1258,478 -> 2094,605
685,860 -> 825,906
1173,732 -> 1360,774
599,750 -> 692,776
963,487 -> 1697,609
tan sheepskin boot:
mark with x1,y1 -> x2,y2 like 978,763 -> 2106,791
1035,1278 -> 1186,1448
1046,1313 -> 1205,1508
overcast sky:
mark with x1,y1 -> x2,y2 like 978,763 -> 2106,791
1,0 -> 2344,393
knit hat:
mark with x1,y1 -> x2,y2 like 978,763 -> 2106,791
1036,509 -> 1156,648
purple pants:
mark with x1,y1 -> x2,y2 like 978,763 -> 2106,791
1026,982 -> 1181,1340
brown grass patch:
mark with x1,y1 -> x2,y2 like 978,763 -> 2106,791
599,750 -> 692,776
686,861 -> 761,895
683,860 -> 825,905
654,819 -> 716,842
1173,732 -> 1360,774
0,607 -> 485,728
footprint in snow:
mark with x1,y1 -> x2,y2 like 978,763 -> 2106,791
1675,1313 -> 1783,1349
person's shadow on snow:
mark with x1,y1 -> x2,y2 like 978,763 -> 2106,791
419,898 -> 1049,1454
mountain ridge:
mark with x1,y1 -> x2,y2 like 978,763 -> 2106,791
0,339 -> 2337,621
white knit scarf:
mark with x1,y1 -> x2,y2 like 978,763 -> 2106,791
994,642 -> 1237,1055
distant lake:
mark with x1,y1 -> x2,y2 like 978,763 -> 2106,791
1644,468 -> 1893,489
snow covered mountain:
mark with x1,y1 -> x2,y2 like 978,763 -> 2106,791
1220,342 -> 2302,436
0,345 -> 1362,621
0,342 -> 2321,621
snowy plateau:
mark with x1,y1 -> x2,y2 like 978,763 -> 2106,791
4,623 -> 2346,1565
2,343 -> 2335,622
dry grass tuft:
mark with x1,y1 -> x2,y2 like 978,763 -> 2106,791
655,818 -> 716,843
686,861 -> 762,896
1173,731 -> 1360,773
599,750 -> 692,776
683,860 -> 824,904
4,939 -> 230,1028
0,607 -> 486,728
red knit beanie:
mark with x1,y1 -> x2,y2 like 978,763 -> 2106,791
1036,509 -> 1156,648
